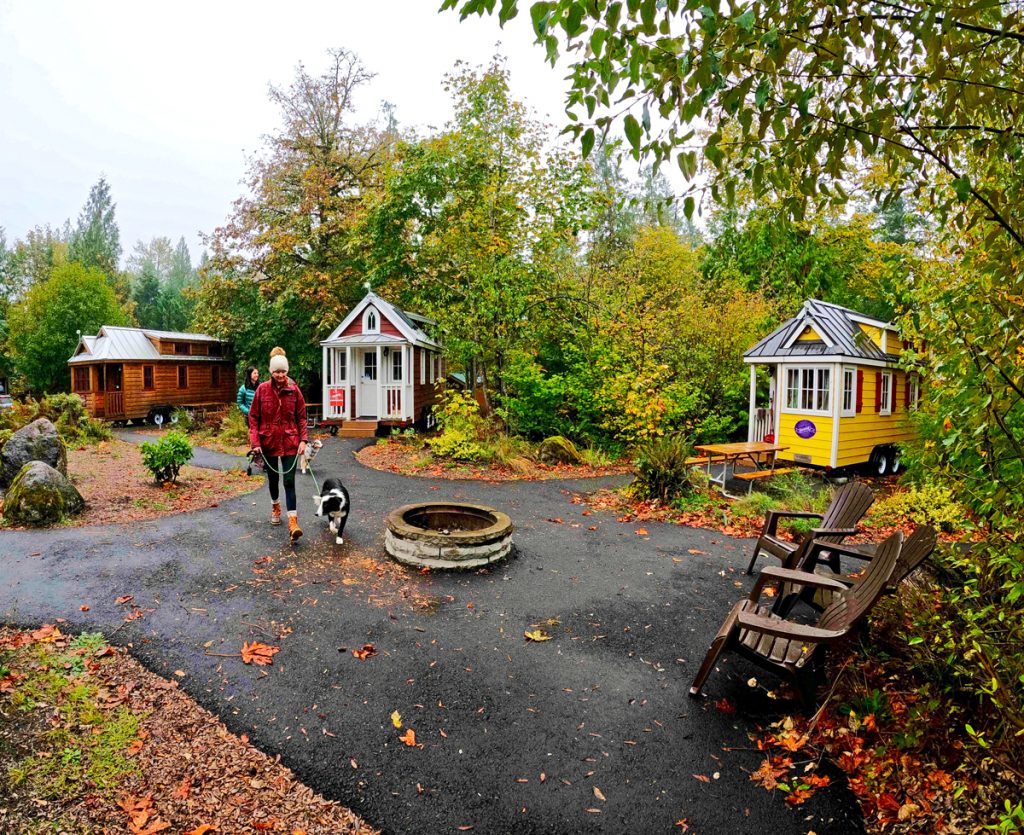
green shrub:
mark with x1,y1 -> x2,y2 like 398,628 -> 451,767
631,434 -> 695,503
217,406 -> 250,446
139,431 -> 192,484
40,393 -> 111,445
868,482 -> 970,533
429,390 -> 489,462
170,408 -> 195,433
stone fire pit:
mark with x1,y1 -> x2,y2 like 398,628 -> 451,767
384,502 -> 513,570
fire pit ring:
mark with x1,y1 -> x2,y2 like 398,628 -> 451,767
384,502 -> 513,570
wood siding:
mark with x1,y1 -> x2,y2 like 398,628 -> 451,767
73,361 -> 236,420
834,368 -> 915,468
778,412 -> 835,467
412,347 -> 443,421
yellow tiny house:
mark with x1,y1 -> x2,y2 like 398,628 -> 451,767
745,300 -> 919,475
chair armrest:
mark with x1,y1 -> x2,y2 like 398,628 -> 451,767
753,566 -> 850,600
735,610 -> 846,642
809,526 -> 860,539
806,539 -> 874,561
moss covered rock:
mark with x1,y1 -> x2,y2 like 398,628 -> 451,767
0,418 -> 66,488
538,435 -> 582,465
3,461 -> 85,526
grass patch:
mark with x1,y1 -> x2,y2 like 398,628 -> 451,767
1,627 -> 143,813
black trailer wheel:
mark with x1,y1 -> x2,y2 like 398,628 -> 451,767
330,425 -> 338,436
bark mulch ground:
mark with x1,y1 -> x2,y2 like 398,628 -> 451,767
0,439 -> 261,529
0,625 -> 377,835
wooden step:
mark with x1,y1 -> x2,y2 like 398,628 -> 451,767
338,420 -> 377,438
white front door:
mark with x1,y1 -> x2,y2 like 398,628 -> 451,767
357,349 -> 378,418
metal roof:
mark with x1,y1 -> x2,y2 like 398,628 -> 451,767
320,334 -> 406,347
744,299 -> 899,363
323,291 -> 441,350
68,326 -> 228,364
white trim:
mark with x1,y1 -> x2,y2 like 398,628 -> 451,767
878,370 -> 894,416
782,317 -> 835,350
345,346 -> 352,418
323,291 -> 440,348
840,366 -> 857,417
363,306 -> 380,334
830,363 -> 842,467
781,364 -> 833,417
746,354 -> 896,369
747,365 -> 757,443
376,345 -> 383,419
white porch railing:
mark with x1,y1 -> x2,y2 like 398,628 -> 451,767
752,406 -> 774,442
383,384 -> 403,419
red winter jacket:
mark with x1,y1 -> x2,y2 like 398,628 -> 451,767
248,377 -> 308,457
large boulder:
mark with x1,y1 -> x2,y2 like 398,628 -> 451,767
0,418 -> 66,488
538,435 -> 583,465
2,461 -> 85,526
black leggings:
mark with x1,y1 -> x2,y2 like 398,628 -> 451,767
265,455 -> 297,512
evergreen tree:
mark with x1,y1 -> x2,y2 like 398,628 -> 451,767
69,176 -> 121,277
131,262 -> 163,329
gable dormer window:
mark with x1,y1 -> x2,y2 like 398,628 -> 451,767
363,307 -> 379,334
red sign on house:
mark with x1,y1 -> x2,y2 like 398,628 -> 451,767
328,387 -> 345,407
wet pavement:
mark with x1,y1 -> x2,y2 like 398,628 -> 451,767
0,436 -> 864,834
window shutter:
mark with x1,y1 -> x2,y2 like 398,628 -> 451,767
874,372 -> 883,412
856,370 -> 864,413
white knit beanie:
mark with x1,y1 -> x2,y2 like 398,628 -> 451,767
269,347 -> 288,374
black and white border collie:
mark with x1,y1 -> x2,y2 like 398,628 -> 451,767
313,478 -> 350,545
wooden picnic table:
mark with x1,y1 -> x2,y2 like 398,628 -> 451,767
692,441 -> 789,495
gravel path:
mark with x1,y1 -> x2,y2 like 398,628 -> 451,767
0,436 -> 864,834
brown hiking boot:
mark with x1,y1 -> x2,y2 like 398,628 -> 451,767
270,502 -> 282,525
288,515 -> 302,541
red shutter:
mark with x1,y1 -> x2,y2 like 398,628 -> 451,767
904,375 -> 912,409
856,370 -> 864,413
874,372 -> 883,412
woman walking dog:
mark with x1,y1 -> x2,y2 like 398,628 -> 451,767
249,347 -> 307,541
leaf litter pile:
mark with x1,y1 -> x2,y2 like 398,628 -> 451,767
0,624 -> 377,834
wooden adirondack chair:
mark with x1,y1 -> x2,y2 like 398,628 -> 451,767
690,530 -> 904,705
776,525 -> 938,614
744,481 -> 875,575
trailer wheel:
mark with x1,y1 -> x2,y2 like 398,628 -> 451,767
330,425 -> 338,436
890,453 -> 902,474
151,411 -> 165,427
169,410 -> 180,424
869,449 -> 888,476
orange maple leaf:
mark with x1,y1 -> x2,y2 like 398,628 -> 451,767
352,644 -> 377,661
184,826 -> 218,835
31,624 -> 62,642
636,527 -> 649,536
241,642 -> 280,666
172,776 -> 192,799
399,728 -> 417,747
252,820 -> 278,831
784,788 -> 814,806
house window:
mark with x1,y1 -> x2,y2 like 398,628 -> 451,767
363,307 -> 379,334
143,366 -> 154,390
175,342 -> 190,355
841,368 -> 856,417
878,371 -> 893,415
784,366 -> 831,414
908,375 -> 921,410
178,365 -> 188,388
208,342 -> 223,357
73,367 -> 90,392
392,349 -> 403,382
363,352 -> 377,381
331,350 -> 347,384
212,365 -> 221,388
420,349 -> 426,384
430,354 -> 437,384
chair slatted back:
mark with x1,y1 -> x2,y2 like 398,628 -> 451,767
818,482 -> 875,542
818,531 -> 903,633
892,525 -> 937,585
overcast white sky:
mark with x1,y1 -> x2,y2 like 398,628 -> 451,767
0,0 -> 576,266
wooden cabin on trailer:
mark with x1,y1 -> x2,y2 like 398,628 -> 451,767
320,292 -> 444,437
68,326 -> 235,425
744,299 -> 920,475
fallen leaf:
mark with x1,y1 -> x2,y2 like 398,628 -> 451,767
687,548 -> 705,554
524,630 -> 552,642
241,642 -> 280,666
399,728 -> 417,747
115,595 -> 134,605
593,786 -> 606,801
391,710 -> 403,729
352,644 -> 377,661
636,528 -> 649,536
714,698 -> 737,714
80,605 -> 90,612
173,670 -> 186,677
184,826 -> 218,835
693,774 -> 711,783
252,820 -> 277,831
172,777 -> 192,799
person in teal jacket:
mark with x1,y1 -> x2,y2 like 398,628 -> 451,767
237,366 -> 259,425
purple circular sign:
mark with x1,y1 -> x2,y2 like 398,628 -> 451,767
794,419 -> 817,439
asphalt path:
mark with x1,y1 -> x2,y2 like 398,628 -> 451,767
0,436 -> 865,834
